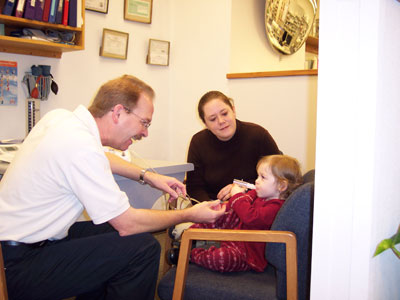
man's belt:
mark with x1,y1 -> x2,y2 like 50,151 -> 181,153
0,240 -> 48,248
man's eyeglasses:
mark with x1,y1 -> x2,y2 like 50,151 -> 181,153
123,106 -> 151,129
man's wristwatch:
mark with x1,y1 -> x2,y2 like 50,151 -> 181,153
139,169 -> 148,185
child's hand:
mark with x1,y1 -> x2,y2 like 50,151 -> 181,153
231,184 -> 247,196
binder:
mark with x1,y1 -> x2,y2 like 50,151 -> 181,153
24,0 -> 36,20
48,0 -> 59,23
62,0 -> 69,26
34,0 -> 45,21
68,0 -> 77,27
42,0 -> 51,21
2,0 -> 17,15
15,0 -> 26,17
55,0 -> 63,24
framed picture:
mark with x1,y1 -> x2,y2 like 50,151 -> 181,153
124,0 -> 153,24
146,39 -> 170,66
100,29 -> 129,60
85,0 -> 109,13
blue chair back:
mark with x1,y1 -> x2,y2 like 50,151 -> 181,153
265,173 -> 314,300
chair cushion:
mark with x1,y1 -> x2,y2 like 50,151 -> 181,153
265,181 -> 314,300
158,264 -> 277,300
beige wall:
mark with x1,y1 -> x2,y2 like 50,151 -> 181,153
0,0 -> 316,172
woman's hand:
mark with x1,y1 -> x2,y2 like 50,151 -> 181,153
217,184 -> 233,202
230,184 -> 247,196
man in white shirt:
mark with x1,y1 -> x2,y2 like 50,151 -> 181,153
0,75 -> 225,300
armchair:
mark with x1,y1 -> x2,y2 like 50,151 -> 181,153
157,170 -> 315,300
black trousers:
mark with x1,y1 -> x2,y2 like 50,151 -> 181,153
2,221 -> 161,300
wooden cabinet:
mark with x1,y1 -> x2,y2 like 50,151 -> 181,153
0,1 -> 85,58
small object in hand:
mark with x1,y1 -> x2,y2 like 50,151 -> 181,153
233,179 -> 256,190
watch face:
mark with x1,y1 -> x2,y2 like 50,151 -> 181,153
264,0 -> 317,55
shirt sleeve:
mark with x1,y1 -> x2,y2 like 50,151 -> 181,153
186,135 -> 212,202
230,190 -> 283,228
64,144 -> 130,224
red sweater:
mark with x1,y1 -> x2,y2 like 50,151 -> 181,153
227,189 -> 284,272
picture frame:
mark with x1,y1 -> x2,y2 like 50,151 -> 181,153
100,29 -> 129,60
124,0 -> 153,24
146,39 -> 170,66
85,0 -> 109,14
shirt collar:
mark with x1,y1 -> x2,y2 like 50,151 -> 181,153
73,105 -> 102,147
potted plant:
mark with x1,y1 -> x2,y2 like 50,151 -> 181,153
374,224 -> 400,259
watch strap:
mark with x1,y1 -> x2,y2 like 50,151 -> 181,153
139,169 -> 148,185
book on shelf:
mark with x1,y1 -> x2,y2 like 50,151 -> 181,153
76,0 -> 82,27
55,0 -> 63,24
48,0 -> 59,23
2,0 -> 17,16
15,0 -> 26,17
24,0 -> 36,20
42,0 -> 51,21
62,0 -> 69,26
68,0 -> 77,27
34,0 -> 45,21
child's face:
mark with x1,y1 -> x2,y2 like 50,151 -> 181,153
255,163 -> 281,199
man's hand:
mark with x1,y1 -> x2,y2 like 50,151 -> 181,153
145,172 -> 186,200
186,200 -> 226,223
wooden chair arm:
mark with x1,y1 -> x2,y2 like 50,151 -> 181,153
0,245 -> 8,300
172,228 -> 298,300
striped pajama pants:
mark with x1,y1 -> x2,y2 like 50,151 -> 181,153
189,208 -> 252,273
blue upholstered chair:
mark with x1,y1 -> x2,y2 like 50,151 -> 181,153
157,170 -> 315,300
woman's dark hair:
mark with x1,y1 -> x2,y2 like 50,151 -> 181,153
197,91 -> 234,123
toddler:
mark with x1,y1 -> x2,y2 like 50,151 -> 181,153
190,154 -> 302,273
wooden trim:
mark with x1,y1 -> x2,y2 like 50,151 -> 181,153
227,69 -> 318,79
0,245 -> 8,300
172,228 -> 298,300
306,36 -> 319,54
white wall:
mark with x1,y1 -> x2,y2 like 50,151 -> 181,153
311,0 -> 400,299
0,0 -> 316,172
0,0 -> 174,160
230,0 -> 305,72
169,0 -> 317,173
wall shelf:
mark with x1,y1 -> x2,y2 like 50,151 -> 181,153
227,36 -> 319,79
0,1 -> 85,58
226,69 -> 318,79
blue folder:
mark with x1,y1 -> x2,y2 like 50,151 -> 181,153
48,0 -> 59,23
2,0 -> 17,15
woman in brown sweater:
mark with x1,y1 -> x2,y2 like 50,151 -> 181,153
186,91 -> 281,202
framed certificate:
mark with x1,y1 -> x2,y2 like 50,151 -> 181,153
100,29 -> 129,60
146,39 -> 170,66
124,0 -> 153,24
86,0 -> 109,13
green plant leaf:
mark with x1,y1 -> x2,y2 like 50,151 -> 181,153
374,238 -> 394,257
392,226 -> 400,244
